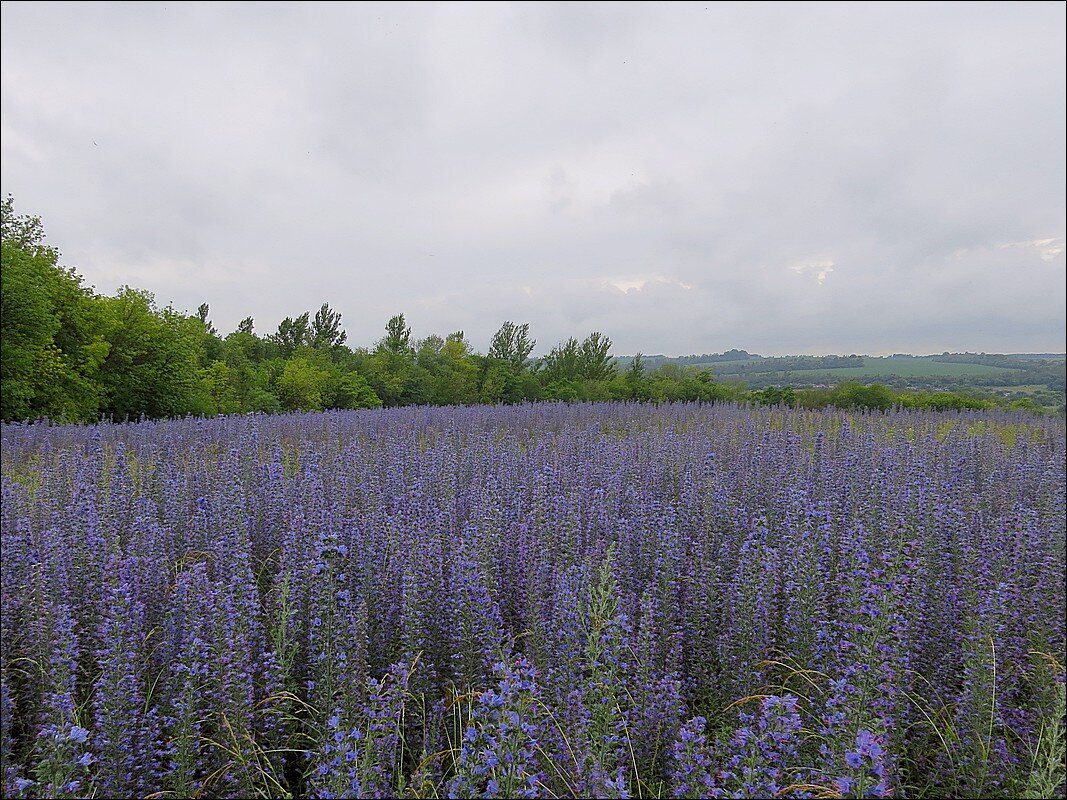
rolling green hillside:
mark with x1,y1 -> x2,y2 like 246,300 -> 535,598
616,351 -> 1065,411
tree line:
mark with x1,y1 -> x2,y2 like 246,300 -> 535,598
1,198 -> 747,422
1,198 -> 1041,423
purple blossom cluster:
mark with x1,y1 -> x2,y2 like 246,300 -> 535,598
719,694 -> 805,798
1,403 -> 1064,798
312,660 -> 410,799
448,656 -> 544,798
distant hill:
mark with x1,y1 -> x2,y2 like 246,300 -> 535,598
613,351 -> 1066,410
1006,353 -> 1067,361
617,349 -> 761,368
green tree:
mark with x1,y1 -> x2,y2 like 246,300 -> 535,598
416,333 -> 446,369
627,352 -> 645,381
542,332 -> 618,394
310,302 -> 347,351
97,289 -> 207,419
199,360 -> 242,415
326,370 -> 382,409
488,321 -> 535,372
579,332 -> 615,381
276,356 -> 330,411
380,313 -> 413,355
224,327 -> 267,365
221,333 -> 276,410
1,197 -> 106,421
481,323 -> 538,404
754,386 -> 797,407
419,332 -> 480,405
539,337 -> 582,383
542,379 -> 580,401
540,332 -> 615,386
623,352 -> 650,400
366,314 -> 430,406
272,312 -> 311,358
1,232 -> 62,419
245,385 -> 282,413
196,303 -> 218,336
479,362 -> 509,404
360,353 -> 403,407
194,302 -> 225,365
830,381 -> 895,411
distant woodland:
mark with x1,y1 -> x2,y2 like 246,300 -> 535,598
2,198 -> 1062,423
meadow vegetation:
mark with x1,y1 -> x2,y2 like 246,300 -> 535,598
1,404 -> 1064,798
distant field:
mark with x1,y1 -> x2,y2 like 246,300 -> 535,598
1007,353 -> 1067,361
993,384 -> 1057,394
689,359 -> 755,369
800,361 -> 1021,378
698,359 -> 1021,379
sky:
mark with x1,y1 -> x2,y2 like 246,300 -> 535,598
2,1 -> 1064,357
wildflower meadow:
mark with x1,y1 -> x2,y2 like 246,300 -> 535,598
1,403 -> 1064,798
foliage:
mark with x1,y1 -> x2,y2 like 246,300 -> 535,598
272,312 -> 312,358
828,381 -> 896,411
276,355 -> 330,412
311,302 -> 347,351
1,197 -> 105,422
380,313 -> 413,356
488,321 -> 536,373
539,333 -> 616,384
96,289 -> 207,419
328,370 -> 382,410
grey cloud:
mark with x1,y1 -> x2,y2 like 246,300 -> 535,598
2,1 -> 1063,356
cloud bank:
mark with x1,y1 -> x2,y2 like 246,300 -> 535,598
2,2 -> 1064,355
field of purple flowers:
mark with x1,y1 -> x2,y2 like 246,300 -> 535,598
1,403 -> 1064,799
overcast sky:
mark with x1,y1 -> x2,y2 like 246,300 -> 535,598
2,1 -> 1064,356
